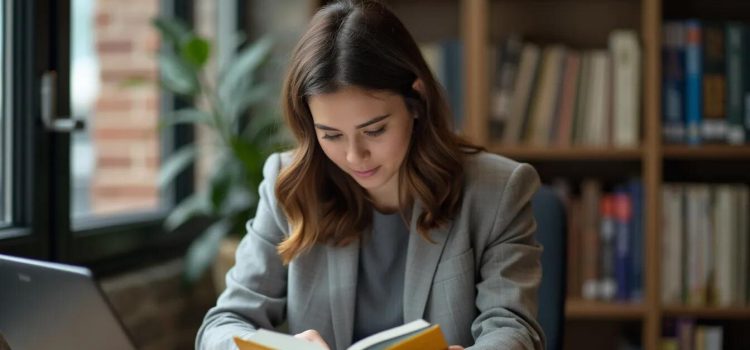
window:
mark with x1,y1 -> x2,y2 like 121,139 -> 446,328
0,0 -> 199,269
0,1 -> 8,227
71,0 -> 166,224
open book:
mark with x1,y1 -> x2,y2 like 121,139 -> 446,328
233,319 -> 448,350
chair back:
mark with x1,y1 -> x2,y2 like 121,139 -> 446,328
531,186 -> 567,350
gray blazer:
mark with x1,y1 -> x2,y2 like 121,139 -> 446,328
196,151 -> 545,350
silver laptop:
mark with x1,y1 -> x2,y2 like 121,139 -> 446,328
0,254 -> 136,350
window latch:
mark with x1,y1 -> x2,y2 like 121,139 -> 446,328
40,71 -> 86,132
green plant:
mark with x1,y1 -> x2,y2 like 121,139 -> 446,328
152,17 -> 288,283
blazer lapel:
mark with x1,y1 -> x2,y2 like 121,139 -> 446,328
327,238 -> 359,350
403,202 -> 453,322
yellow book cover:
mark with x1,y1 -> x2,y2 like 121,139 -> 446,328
233,319 -> 448,350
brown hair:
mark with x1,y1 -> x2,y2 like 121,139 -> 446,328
275,0 -> 481,264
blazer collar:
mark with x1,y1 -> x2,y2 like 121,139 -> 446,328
327,238 -> 359,350
326,201 -> 453,349
403,202 -> 453,321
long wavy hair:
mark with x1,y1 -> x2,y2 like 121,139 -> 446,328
275,0 -> 482,264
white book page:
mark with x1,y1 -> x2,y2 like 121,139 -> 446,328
248,329 -> 326,350
347,319 -> 430,350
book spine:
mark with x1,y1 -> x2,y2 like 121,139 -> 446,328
599,195 -> 617,301
726,23 -> 746,144
490,34 -> 523,141
663,21 -> 687,143
629,179 -> 644,301
555,51 -> 582,147
613,187 -> 632,301
581,179 -> 602,300
610,30 -> 641,148
504,43 -> 541,145
685,19 -> 703,145
701,22 -> 727,143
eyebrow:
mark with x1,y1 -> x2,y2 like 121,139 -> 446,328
314,114 -> 390,132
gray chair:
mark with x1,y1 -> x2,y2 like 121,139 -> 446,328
532,185 -> 567,350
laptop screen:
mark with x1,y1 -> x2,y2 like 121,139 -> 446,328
0,254 -> 136,350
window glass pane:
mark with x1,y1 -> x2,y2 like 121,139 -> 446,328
0,1 -> 9,227
70,0 -> 164,221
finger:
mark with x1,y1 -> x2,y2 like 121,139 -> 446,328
448,346 -> 465,350
294,330 -> 330,349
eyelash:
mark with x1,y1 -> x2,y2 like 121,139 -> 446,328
322,126 -> 386,140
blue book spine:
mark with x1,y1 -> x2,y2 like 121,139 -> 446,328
628,179 -> 644,301
613,186 -> 632,301
663,21 -> 686,143
685,19 -> 703,145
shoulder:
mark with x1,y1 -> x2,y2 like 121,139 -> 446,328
462,151 -> 540,196
262,150 -> 295,179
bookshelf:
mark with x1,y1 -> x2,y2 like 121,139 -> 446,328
309,0 -> 750,349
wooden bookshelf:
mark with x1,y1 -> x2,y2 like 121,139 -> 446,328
309,1 -> 750,349
663,145 -> 750,159
566,299 -> 646,320
662,306 -> 750,319
487,145 -> 643,161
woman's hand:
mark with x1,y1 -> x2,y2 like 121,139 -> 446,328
294,329 -> 331,349
448,346 -> 465,350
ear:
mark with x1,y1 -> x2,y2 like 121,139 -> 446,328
411,78 -> 426,99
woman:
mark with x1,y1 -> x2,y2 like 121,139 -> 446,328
196,1 -> 545,349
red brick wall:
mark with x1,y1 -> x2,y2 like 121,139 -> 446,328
92,0 -> 161,214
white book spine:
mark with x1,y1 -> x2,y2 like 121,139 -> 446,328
714,185 -> 735,306
609,30 -> 641,148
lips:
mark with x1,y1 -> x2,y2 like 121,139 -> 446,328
352,166 -> 380,178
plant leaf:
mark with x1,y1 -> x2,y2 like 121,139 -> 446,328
229,137 -> 265,179
226,84 -> 273,124
158,145 -> 197,188
218,36 -> 273,108
152,17 -> 192,48
183,219 -> 231,283
208,162 -> 233,214
164,192 -> 210,231
159,108 -> 214,129
159,53 -> 200,96
181,37 -> 211,69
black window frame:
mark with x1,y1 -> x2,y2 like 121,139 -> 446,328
0,0 -> 211,277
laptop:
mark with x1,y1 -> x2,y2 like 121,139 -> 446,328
0,254 -> 136,350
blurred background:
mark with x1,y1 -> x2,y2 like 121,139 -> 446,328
2,0 -> 750,349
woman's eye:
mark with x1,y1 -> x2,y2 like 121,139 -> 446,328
322,133 -> 342,140
365,126 -> 386,137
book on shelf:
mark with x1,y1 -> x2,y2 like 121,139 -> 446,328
726,22 -> 747,144
662,319 -> 723,350
661,183 -> 750,307
527,45 -> 567,146
557,178 -> 643,302
503,42 -> 541,145
233,319 -> 448,350
489,34 -> 523,140
663,21 -> 687,144
418,40 -> 464,132
685,19 -> 703,145
489,29 -> 641,147
701,21 -> 728,143
610,30 -> 641,148
662,19 -> 750,145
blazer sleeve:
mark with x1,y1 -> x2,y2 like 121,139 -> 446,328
195,153 -> 290,350
468,163 -> 545,350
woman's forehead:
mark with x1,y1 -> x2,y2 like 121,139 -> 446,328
308,87 -> 404,125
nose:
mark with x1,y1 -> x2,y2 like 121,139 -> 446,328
346,138 -> 370,165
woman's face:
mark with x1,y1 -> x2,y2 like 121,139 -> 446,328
308,85 -> 414,206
